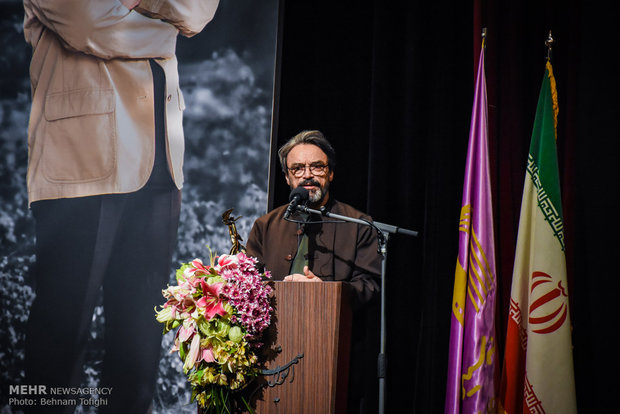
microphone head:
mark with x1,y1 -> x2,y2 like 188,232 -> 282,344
289,186 -> 309,202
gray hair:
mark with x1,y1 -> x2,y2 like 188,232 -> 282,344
277,130 -> 336,174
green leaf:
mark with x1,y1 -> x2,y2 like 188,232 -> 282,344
176,262 -> 191,282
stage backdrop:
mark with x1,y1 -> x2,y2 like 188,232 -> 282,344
0,1 -> 278,412
270,0 -> 619,413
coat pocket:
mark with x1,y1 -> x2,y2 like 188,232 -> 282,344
43,89 -> 116,182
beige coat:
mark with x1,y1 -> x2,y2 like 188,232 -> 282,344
23,0 -> 219,203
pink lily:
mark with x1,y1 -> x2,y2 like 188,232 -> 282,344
196,280 -> 227,320
178,323 -> 195,343
200,347 -> 216,363
217,254 -> 239,270
189,259 -> 211,277
184,333 -> 201,372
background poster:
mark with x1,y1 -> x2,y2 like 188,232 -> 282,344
0,1 -> 278,412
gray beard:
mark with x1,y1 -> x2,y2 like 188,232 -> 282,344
309,188 -> 323,204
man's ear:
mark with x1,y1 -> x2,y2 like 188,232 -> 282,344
285,173 -> 292,187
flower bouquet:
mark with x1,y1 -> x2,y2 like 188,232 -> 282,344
155,251 -> 273,413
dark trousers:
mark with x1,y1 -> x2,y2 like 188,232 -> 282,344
25,186 -> 181,413
24,60 -> 179,413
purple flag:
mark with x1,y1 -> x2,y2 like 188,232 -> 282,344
445,43 -> 498,414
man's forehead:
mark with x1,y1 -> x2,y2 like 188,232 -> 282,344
287,143 -> 328,163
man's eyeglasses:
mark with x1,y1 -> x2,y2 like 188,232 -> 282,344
287,162 -> 329,177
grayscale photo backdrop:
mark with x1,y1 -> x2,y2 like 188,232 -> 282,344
0,1 -> 279,412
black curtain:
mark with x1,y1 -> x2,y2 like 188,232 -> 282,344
271,0 -> 619,412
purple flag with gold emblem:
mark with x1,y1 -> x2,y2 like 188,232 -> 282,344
445,40 -> 498,414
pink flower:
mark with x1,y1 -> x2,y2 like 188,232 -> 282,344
217,254 -> 273,337
217,254 -> 239,270
196,280 -> 227,320
178,324 -> 194,343
200,347 -> 216,363
189,259 -> 211,276
184,333 -> 201,372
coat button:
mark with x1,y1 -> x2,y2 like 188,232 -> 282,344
285,254 -> 292,261
295,229 -> 303,235
167,94 -> 172,102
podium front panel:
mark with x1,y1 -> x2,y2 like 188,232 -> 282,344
254,281 -> 352,414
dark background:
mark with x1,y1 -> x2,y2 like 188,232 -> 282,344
271,0 -> 618,412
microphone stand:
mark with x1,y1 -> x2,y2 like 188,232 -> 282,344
296,205 -> 418,414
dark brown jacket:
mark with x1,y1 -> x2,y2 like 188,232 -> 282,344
246,199 -> 381,306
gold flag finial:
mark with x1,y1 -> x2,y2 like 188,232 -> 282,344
545,30 -> 554,61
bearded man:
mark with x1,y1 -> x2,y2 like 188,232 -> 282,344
246,130 -> 381,413
246,129 -> 380,307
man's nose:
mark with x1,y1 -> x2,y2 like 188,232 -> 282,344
302,166 -> 314,178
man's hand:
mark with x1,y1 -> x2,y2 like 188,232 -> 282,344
120,0 -> 141,10
283,266 -> 322,282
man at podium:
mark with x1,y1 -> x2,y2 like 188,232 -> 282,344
246,130 -> 380,413
246,130 -> 381,306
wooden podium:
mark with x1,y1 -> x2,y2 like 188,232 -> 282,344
253,281 -> 353,414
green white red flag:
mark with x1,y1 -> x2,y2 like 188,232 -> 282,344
498,60 -> 577,414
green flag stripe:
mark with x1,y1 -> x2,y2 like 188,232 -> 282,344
528,66 -> 565,251
526,153 -> 565,251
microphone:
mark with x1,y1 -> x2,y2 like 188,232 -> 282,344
283,187 -> 309,219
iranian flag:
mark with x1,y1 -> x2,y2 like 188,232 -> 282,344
498,60 -> 577,414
